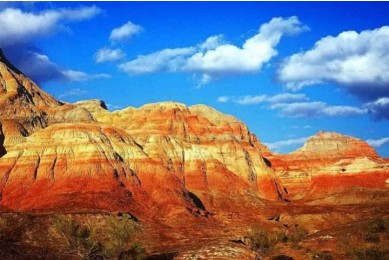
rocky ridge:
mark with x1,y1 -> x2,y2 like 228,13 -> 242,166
0,50 -> 285,217
0,49 -> 388,218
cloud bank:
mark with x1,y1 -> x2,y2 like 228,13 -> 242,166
119,16 -> 308,84
217,92 -> 366,117
109,21 -> 143,42
0,6 -> 107,84
264,137 -> 308,152
278,25 -> 389,120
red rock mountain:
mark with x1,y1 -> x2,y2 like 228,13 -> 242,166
0,50 -> 285,217
267,132 -> 389,201
0,49 -> 388,217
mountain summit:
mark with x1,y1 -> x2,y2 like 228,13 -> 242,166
0,49 -> 388,217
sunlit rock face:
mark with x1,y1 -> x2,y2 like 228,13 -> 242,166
0,48 -> 388,216
267,132 -> 389,201
0,49 -> 285,216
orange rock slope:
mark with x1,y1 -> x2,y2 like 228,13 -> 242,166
0,49 -> 388,217
0,50 -> 284,217
267,132 -> 389,201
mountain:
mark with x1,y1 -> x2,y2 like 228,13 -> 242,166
267,131 -> 389,201
0,50 -> 286,217
0,48 -> 388,218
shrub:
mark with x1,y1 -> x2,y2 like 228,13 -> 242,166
311,251 -> 334,260
53,215 -> 96,257
290,227 -> 308,243
365,232 -> 380,243
248,226 -> 289,254
353,246 -> 389,260
367,218 -> 389,234
104,215 -> 142,259
275,230 -> 289,243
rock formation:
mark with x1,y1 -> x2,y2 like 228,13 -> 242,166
0,49 -> 285,216
0,48 -> 388,217
267,132 -> 389,201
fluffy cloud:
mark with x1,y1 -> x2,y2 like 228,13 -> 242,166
264,137 -> 308,152
119,47 -> 195,75
58,88 -> 88,99
62,70 -> 110,81
217,93 -> 308,105
270,101 -> 367,117
109,21 -> 143,42
365,97 -> 389,120
218,92 -> 366,118
119,17 -> 308,83
95,48 -> 125,63
4,47 -> 110,84
278,26 -> 389,111
0,6 -> 108,84
366,137 -> 389,148
0,6 -> 101,47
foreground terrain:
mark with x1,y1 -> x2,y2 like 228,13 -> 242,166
0,49 -> 389,259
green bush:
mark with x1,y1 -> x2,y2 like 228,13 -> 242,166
290,227 -> 308,243
367,218 -> 389,234
353,246 -> 389,260
104,215 -> 143,259
53,215 -> 96,257
311,251 -> 334,260
365,233 -> 380,243
248,227 -> 289,254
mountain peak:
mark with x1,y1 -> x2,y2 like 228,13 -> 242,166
295,131 -> 379,159
0,48 -> 24,75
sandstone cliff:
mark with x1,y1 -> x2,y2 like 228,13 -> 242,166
267,132 -> 389,201
0,49 -> 284,216
0,48 -> 388,216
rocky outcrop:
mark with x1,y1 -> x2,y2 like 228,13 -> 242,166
0,48 -> 387,215
0,49 -> 285,215
0,122 -> 5,157
268,132 -> 389,201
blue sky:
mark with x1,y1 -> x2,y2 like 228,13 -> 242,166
1,2 -> 389,157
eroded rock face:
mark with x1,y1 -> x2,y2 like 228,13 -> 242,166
0,48 -> 387,216
268,132 -> 389,201
0,49 -> 285,215
0,122 -> 5,157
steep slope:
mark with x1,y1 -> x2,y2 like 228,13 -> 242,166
269,132 -> 389,201
0,49 -> 94,150
0,123 -> 201,215
77,101 -> 286,207
0,49 -> 284,216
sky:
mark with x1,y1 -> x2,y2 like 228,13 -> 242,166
1,2 -> 389,157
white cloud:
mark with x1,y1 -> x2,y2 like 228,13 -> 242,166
0,5 -> 107,84
217,92 -> 366,118
264,137 -> 308,152
185,16 -> 308,79
366,137 -> 389,148
266,93 -> 308,104
365,97 -> 389,120
270,101 -> 367,118
95,48 -> 125,63
234,95 -> 268,105
106,103 -> 122,111
62,70 -> 111,81
119,17 -> 308,83
217,93 -> 308,105
200,35 -> 224,50
0,6 -> 101,47
58,88 -> 88,99
109,21 -> 143,42
216,96 -> 230,103
278,26 -> 389,92
119,47 -> 195,75
6,49 -> 110,83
